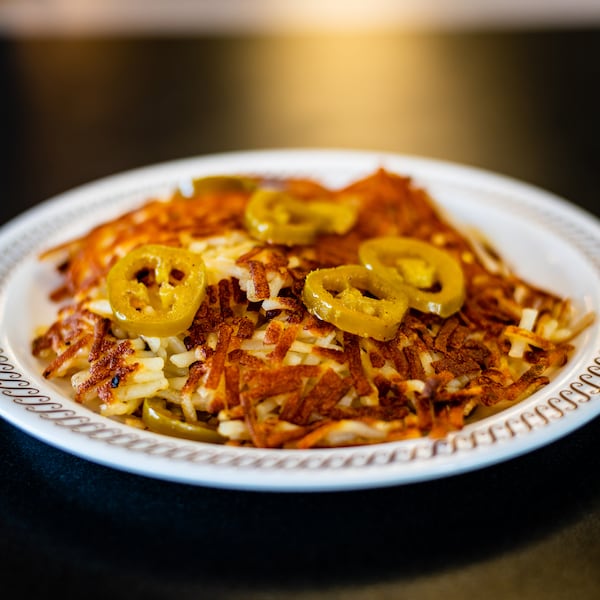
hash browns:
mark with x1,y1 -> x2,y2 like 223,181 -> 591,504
31,169 -> 594,448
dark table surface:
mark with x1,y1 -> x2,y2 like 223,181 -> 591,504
1,29 -> 599,599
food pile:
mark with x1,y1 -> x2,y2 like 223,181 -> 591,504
31,169 -> 592,448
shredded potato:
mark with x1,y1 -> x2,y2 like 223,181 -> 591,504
31,169 -> 595,448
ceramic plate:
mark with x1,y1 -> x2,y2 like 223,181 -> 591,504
0,149 -> 599,492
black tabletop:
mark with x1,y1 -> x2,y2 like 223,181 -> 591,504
1,29 -> 599,599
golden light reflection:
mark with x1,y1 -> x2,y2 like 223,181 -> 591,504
229,34 -> 538,169
9,33 -> 545,188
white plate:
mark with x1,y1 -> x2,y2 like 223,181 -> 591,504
0,149 -> 599,492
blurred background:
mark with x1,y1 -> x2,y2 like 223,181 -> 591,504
1,1 -> 599,224
2,1 -> 600,34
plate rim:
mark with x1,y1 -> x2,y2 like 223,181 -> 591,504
1,148 -> 599,492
